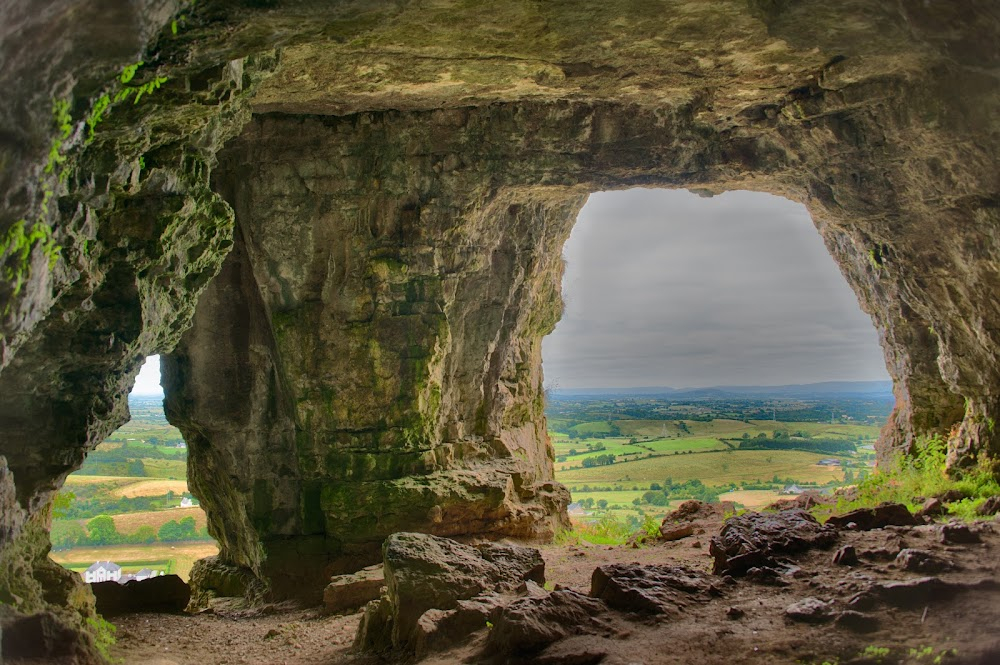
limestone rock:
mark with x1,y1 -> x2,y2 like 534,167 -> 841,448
832,545 -> 859,566
895,549 -> 954,574
187,556 -> 267,611
784,597 -> 834,624
709,510 -> 837,576
826,503 -> 919,531
940,522 -> 982,545
0,611 -> 101,664
354,532 -> 545,654
976,496 -> 1000,516
324,565 -> 385,614
91,575 -> 190,616
484,590 -> 618,659
589,564 -> 713,615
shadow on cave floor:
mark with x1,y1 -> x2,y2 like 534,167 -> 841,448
105,506 -> 1000,665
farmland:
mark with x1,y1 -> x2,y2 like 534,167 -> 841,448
52,394 -> 215,581
548,388 -> 890,524
51,542 -> 219,581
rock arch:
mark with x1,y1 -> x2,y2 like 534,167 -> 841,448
1,0 -> 997,624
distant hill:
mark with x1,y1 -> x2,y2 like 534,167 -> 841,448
551,381 -> 893,399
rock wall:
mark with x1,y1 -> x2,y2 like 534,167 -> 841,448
0,0 -> 997,614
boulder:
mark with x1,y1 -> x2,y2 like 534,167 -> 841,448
832,545 -> 859,566
589,564 -> 713,615
895,549 -> 954,574
412,592 -> 506,657
323,565 -> 384,614
354,532 -> 545,654
976,496 -> 1000,517
917,497 -> 946,518
709,510 -> 837,576
484,589 -> 617,659
187,556 -> 266,610
784,597 -> 834,624
0,611 -> 100,663
940,522 -> 982,544
91,575 -> 190,616
826,503 -> 919,531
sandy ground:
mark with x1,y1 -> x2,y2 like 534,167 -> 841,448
112,515 -> 1000,665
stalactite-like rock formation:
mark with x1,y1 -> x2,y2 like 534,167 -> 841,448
0,0 -> 998,643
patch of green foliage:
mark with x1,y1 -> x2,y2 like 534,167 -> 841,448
555,513 -> 635,546
820,436 -> 1000,520
85,615 -> 119,663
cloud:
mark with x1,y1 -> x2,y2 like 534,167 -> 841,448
541,188 -> 890,389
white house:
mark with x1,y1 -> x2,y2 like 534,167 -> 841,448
84,561 -> 122,583
180,497 -> 194,508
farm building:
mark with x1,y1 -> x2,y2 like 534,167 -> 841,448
83,561 -> 121,584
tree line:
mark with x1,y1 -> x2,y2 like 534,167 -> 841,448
51,515 -> 213,550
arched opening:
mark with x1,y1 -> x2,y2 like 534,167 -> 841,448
543,188 -> 893,537
49,356 -> 217,583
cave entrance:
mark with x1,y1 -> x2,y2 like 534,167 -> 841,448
49,356 -> 217,583
542,188 -> 893,538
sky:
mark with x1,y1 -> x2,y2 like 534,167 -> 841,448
541,188 -> 891,389
131,355 -> 162,395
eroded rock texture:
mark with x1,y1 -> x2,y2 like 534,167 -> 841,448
0,0 -> 998,627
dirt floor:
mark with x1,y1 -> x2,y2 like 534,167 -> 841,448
113,513 -> 1000,665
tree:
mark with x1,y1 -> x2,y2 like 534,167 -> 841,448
129,525 -> 157,545
51,520 -> 87,550
158,520 -> 183,542
126,459 -> 146,476
597,499 -> 608,510
86,515 -> 120,545
52,491 -> 75,519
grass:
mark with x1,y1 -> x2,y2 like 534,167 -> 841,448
814,436 -> 1000,521
50,541 -> 218,580
140,459 -> 187,479
110,479 -> 189,498
109,507 -> 207,533
721,489 -> 782,508
558,449 -> 845,487
642,437 -> 729,453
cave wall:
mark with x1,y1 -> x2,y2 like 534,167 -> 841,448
0,0 -> 996,618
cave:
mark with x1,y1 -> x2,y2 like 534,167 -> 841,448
1,0 -> 998,661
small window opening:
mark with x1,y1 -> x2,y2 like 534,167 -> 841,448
50,355 -> 218,583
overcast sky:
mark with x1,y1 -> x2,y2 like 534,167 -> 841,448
541,188 -> 891,389
132,355 -> 162,395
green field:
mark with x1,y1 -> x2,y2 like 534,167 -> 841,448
558,449 -> 847,487
140,459 -> 187,479
640,437 -> 729,453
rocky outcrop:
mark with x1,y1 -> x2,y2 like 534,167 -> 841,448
0,0 -> 998,630
710,510 -> 838,576
91,575 -> 190,616
355,532 -> 546,655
